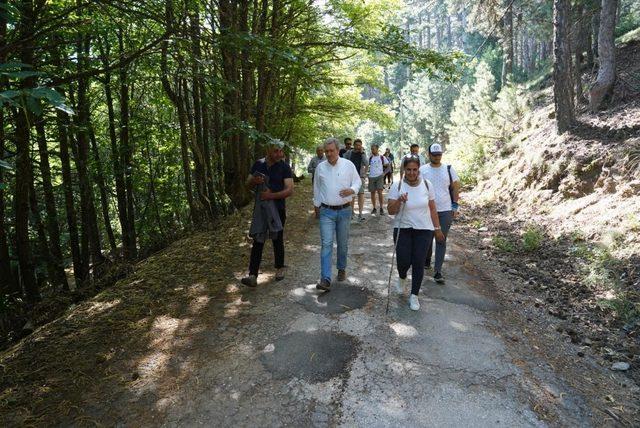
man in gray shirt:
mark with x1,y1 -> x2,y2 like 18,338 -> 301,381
307,145 -> 325,184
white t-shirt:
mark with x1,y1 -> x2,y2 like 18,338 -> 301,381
368,154 -> 388,178
388,180 -> 436,230
419,164 -> 459,212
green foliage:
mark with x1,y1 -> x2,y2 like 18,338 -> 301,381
522,226 -> 543,252
0,63 -> 73,115
596,297 -> 640,324
492,235 -> 515,252
615,0 -> 640,37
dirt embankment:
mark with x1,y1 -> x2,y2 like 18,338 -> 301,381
464,39 -> 640,385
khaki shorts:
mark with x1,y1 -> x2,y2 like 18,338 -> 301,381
368,175 -> 385,191
358,181 -> 366,195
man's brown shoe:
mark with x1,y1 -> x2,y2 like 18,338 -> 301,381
240,275 -> 257,287
316,278 -> 331,291
337,269 -> 346,282
275,267 -> 286,281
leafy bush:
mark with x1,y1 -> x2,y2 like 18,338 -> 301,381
492,235 -> 515,252
522,226 -> 544,252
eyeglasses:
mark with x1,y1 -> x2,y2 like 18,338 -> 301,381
430,153 -> 442,157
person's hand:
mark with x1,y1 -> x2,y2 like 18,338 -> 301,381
453,210 -> 460,219
398,192 -> 408,203
260,189 -> 273,200
314,206 -> 320,219
251,175 -> 265,186
435,230 -> 445,242
339,188 -> 354,197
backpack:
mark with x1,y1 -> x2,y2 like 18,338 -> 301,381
447,164 -> 454,203
369,155 -> 385,165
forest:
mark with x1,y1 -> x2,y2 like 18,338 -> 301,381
1,0 -> 639,345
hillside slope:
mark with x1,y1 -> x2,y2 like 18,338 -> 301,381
465,37 -> 640,383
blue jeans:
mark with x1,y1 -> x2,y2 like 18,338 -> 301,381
319,206 -> 352,281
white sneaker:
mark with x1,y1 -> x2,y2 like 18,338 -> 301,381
394,277 -> 407,294
409,294 -> 420,311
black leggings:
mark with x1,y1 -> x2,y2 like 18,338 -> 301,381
249,209 -> 286,275
393,228 -> 432,295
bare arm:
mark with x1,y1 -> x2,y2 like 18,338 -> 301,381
452,180 -> 460,203
246,174 -> 264,188
429,200 -> 445,242
261,178 -> 294,200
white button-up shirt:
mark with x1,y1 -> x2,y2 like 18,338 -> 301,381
313,157 -> 362,207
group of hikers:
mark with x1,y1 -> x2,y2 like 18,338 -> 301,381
240,137 -> 460,312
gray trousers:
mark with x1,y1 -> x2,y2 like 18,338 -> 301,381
426,211 -> 454,273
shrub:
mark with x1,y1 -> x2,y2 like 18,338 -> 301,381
492,235 -> 515,252
522,226 -> 544,252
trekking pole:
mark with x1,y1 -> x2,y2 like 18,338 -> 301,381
385,182 -> 406,315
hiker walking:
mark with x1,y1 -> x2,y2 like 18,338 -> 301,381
339,137 -> 353,158
383,147 -> 395,188
400,144 -> 426,179
419,143 -> 460,284
313,138 -> 362,291
241,139 -> 294,287
368,144 -> 389,215
388,156 -> 444,311
307,145 -> 325,184
344,138 -> 367,221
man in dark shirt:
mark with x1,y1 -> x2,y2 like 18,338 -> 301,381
384,147 -> 395,188
241,140 -> 294,287
339,137 -> 352,158
344,139 -> 367,221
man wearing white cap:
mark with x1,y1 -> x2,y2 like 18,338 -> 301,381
419,143 -> 460,284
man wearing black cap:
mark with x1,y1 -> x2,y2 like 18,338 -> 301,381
419,143 -> 460,284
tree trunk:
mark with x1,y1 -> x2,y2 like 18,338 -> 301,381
28,162 -> 55,288
35,121 -> 69,290
189,9 -> 214,219
75,29 -> 105,273
592,3 -> 600,60
553,0 -> 576,133
573,3 -> 589,104
100,36 -> 132,258
426,11 -> 431,49
118,28 -> 137,259
501,2 -> 514,86
0,12 -> 16,294
14,0 -> 39,303
160,2 -> 199,223
0,111 -> 16,294
55,99 -> 84,285
220,0 -> 251,206
589,0 -> 617,111
89,127 -> 117,254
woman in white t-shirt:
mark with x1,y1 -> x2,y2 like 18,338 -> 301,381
387,156 -> 444,311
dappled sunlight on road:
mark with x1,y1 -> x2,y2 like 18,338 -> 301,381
389,322 -> 418,337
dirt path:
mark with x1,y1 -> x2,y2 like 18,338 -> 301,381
2,181 -> 637,426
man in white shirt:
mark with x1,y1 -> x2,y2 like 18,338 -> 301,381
418,143 -> 461,284
367,144 -> 389,215
313,138 -> 362,291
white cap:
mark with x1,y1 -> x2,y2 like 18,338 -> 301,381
429,143 -> 443,154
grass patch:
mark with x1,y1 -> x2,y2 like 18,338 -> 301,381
492,235 -> 515,253
570,242 -> 639,323
521,226 -> 544,252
